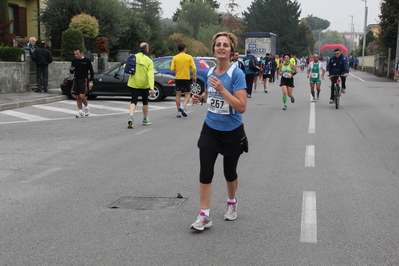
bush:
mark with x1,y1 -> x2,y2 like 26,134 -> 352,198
61,28 -> 85,61
0,46 -> 25,61
69,13 -> 99,39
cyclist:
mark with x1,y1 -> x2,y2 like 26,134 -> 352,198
307,54 -> 326,102
328,49 -> 349,104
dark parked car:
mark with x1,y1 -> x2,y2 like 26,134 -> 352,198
60,63 -> 176,101
152,56 -> 210,95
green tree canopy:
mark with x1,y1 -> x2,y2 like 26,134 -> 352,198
323,30 -> 345,45
378,0 -> 399,57
176,0 -> 219,39
243,0 -> 303,55
39,0 -> 130,49
305,15 -> 330,30
173,0 -> 220,21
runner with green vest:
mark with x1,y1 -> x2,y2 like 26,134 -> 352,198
279,53 -> 298,110
307,54 -> 326,102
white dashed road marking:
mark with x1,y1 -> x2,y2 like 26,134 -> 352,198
305,145 -> 315,167
308,102 -> 315,134
301,191 -> 317,243
2,110 -> 49,121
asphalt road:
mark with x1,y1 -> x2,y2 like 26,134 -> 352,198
1,70 -> 399,265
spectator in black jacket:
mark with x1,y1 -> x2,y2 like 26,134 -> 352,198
32,41 -> 53,93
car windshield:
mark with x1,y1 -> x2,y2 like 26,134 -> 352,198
104,64 -> 124,76
154,59 -> 172,71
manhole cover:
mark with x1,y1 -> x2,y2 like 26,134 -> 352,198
108,197 -> 188,210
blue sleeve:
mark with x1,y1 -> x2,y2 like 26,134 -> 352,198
233,68 -> 246,92
343,57 -> 349,73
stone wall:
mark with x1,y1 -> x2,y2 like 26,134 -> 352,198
0,53 -> 123,94
0,62 -> 30,93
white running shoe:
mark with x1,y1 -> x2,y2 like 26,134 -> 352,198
75,112 -> 84,118
84,107 -> 90,117
190,212 -> 212,230
224,202 -> 238,221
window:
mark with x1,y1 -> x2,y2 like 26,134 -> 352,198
8,4 -> 27,37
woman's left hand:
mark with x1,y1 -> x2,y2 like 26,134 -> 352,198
209,76 -> 222,91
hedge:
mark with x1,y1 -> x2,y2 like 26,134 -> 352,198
0,46 -> 25,61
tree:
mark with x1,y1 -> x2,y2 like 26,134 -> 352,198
295,19 -> 315,56
39,0 -> 130,49
197,24 -> 228,53
176,0 -> 219,39
169,33 -> 209,56
378,0 -> 399,57
69,13 -> 99,52
322,30 -> 345,56
172,0 -> 219,22
0,0 -> 10,34
116,11 -> 151,52
130,0 -> 162,43
221,0 -> 245,50
323,30 -> 345,45
61,28 -> 85,61
243,0 -> 302,55
0,9 -> 15,46
305,15 -> 330,31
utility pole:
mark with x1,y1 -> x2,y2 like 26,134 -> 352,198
361,0 -> 368,71
350,16 -> 354,55
395,22 -> 399,72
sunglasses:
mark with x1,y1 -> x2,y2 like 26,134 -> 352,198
335,52 -> 340,55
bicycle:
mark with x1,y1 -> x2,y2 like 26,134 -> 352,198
329,75 -> 344,109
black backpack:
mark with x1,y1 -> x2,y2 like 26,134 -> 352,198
124,54 -> 136,75
245,56 -> 260,72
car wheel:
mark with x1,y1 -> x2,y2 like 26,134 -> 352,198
148,84 -> 163,102
69,85 -> 76,100
190,81 -> 204,95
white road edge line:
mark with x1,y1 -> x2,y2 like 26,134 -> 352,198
305,145 -> 315,167
349,72 -> 365,82
308,102 -> 315,134
301,191 -> 317,243
19,167 -> 62,184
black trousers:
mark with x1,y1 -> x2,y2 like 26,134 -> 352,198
245,74 -> 255,95
36,65 -> 49,91
330,76 -> 346,100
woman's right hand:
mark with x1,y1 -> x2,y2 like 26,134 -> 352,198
192,94 -> 203,105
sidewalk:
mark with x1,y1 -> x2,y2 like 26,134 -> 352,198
0,89 -> 68,111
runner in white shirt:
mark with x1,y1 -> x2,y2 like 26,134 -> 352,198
307,54 -> 326,102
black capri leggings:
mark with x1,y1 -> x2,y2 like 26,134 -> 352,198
199,147 -> 240,184
131,88 -> 149,105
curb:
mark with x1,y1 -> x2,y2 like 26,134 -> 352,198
0,95 -> 68,111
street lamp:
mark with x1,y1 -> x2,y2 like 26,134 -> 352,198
361,0 -> 368,71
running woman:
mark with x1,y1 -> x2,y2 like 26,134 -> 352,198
307,54 -> 326,102
279,53 -> 298,110
191,32 -> 248,231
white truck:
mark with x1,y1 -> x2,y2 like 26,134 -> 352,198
244,32 -> 277,58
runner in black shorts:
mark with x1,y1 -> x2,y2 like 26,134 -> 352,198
170,43 -> 197,118
70,48 -> 94,118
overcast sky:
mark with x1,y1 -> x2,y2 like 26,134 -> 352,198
160,0 -> 380,33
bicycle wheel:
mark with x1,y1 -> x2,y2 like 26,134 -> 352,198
334,84 -> 340,109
